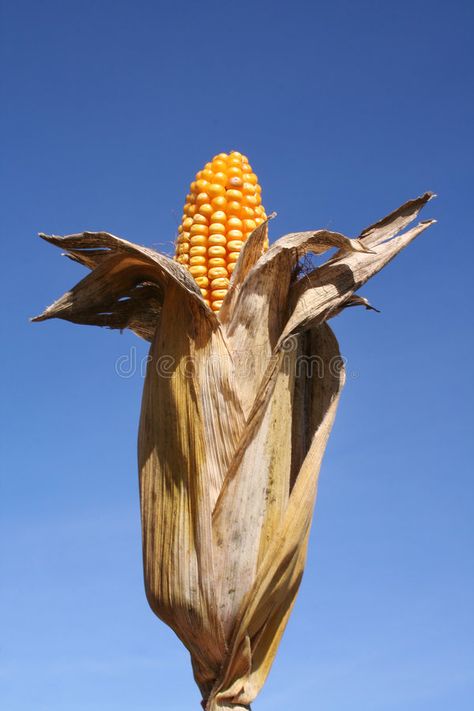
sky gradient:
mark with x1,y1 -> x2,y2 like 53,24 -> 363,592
2,1 -> 473,709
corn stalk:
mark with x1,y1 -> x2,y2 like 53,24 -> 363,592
33,193 -> 435,709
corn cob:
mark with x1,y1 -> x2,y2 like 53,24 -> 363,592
175,151 -> 268,311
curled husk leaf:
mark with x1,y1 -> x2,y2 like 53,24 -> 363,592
34,193 -> 435,710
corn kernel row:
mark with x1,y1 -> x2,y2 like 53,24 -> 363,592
175,151 -> 268,311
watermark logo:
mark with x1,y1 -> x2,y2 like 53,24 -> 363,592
114,343 -> 353,381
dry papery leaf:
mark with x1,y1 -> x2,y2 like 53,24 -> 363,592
33,193 -> 435,710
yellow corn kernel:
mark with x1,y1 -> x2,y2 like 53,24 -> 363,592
227,201 -> 242,215
210,277 -> 229,290
227,217 -> 243,230
189,265 -> 207,277
190,245 -> 206,256
209,223 -> 226,235
213,172 -> 227,186
208,266 -> 228,280
196,192 -> 210,205
210,210 -> 227,223
190,235 -> 207,246
195,276 -> 209,288
208,245 -> 226,257
190,224 -> 208,236
190,256 -> 206,266
210,300 -> 223,312
208,257 -> 227,268
241,206 -> 255,219
243,172 -> 258,185
226,189 -> 243,201
212,159 -> 227,171
227,239 -> 244,251
208,183 -> 226,198
211,195 -> 227,209
199,203 -> 213,217
227,229 -> 243,241
208,234 -> 227,246
210,288 -> 228,300
195,179 -> 210,192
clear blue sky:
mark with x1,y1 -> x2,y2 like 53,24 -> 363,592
1,1 -> 473,709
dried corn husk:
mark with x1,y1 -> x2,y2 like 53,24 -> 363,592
33,193 -> 435,710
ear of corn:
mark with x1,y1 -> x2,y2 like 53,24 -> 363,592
175,151 -> 268,311
35,192 -> 435,711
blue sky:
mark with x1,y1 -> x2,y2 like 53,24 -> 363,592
1,0 -> 473,709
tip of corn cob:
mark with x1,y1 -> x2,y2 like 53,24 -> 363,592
175,151 -> 268,311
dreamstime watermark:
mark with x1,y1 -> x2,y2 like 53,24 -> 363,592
114,337 -> 355,380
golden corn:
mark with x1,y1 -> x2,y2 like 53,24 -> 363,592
174,151 -> 268,310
